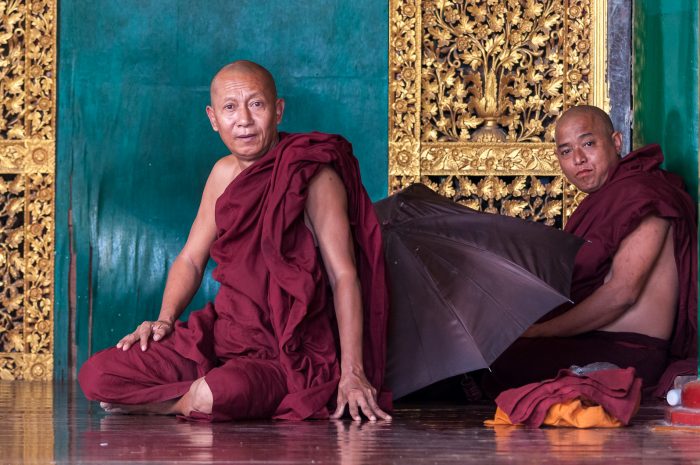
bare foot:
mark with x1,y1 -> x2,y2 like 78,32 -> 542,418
99,400 -> 177,415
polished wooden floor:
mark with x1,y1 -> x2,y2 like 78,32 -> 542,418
2,381 -> 700,464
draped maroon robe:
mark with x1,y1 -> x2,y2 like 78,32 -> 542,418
487,145 -> 697,397
79,132 -> 391,420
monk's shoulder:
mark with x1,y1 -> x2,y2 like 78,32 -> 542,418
591,171 -> 659,208
278,132 -> 352,159
612,169 -> 691,212
206,155 -> 243,197
574,169 -> 690,238
569,173 -> 653,230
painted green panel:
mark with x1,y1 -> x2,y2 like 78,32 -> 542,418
56,1 -> 389,376
633,0 -> 699,201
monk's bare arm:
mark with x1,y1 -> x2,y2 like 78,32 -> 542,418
305,166 -> 390,421
156,185 -> 219,324
117,157 -> 238,351
524,215 -> 671,338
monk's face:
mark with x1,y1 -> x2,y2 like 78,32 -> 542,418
206,69 -> 285,164
555,112 -> 622,193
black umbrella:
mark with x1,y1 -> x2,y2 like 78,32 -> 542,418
374,184 -> 583,399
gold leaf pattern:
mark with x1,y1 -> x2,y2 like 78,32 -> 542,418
421,0 -> 568,143
389,175 -> 421,194
415,174 -> 572,227
0,0 -> 55,380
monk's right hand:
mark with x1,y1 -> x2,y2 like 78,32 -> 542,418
116,320 -> 173,351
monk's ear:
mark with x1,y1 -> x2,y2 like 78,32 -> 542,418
206,106 -> 219,132
612,131 -> 622,155
275,98 -> 285,125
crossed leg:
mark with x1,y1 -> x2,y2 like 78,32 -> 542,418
100,377 -> 214,416
79,342 -> 287,421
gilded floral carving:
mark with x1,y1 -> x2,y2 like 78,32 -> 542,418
0,0 -> 55,380
0,174 -> 25,354
389,0 -> 422,176
418,174 -> 568,227
421,0 -> 567,143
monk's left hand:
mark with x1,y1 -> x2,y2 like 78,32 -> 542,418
331,368 -> 391,422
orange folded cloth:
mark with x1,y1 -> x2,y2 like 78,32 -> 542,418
484,366 -> 642,428
485,399 -> 624,428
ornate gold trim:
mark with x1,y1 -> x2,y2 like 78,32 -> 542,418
420,142 -> 559,174
389,0 -> 422,176
389,0 -> 608,226
0,141 -> 55,173
0,0 -> 56,380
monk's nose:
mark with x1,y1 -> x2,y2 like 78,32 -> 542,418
572,148 -> 586,164
236,107 -> 253,127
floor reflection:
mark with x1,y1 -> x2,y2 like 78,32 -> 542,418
77,410 -> 392,464
0,381 -> 54,464
1,381 -> 699,465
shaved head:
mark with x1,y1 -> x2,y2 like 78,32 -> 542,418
210,60 -> 278,102
556,105 -> 615,136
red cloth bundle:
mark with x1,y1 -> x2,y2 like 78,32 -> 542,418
494,367 -> 642,427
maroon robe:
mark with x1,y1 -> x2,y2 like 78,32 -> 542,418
487,144 -> 697,396
79,132 -> 391,421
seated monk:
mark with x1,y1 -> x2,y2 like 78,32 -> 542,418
78,60 -> 392,422
486,105 -> 697,397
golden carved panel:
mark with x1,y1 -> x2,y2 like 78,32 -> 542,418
0,0 -> 55,380
389,0 -> 607,225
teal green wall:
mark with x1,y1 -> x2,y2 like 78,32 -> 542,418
633,0 -> 699,374
633,0 -> 699,375
633,0 -> 699,201
55,1 -> 389,378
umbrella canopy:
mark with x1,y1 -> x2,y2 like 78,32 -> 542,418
374,184 -> 584,399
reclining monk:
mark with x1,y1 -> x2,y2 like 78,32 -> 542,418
487,105 -> 697,397
78,60 -> 391,422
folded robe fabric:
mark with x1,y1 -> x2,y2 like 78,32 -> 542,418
485,399 -> 624,428
486,367 -> 642,428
